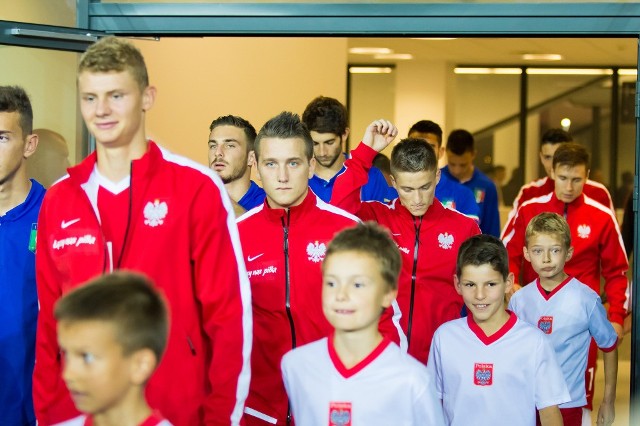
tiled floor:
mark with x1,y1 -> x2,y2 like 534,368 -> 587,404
592,334 -> 631,425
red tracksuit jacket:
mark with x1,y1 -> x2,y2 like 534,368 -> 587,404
502,191 -> 628,325
34,142 -> 252,426
331,143 -> 481,363
237,191 -> 359,425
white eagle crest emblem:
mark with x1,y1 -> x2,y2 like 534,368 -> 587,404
438,232 -> 454,249
577,224 -> 591,239
143,199 -> 168,227
306,241 -> 326,263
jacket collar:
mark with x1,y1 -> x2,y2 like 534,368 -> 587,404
68,141 -> 160,185
263,189 -> 316,222
392,197 -> 445,222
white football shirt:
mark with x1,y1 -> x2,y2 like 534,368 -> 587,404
281,336 -> 446,425
427,312 -> 570,426
509,276 -> 617,408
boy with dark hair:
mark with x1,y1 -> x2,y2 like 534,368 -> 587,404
34,36 -> 252,426
0,85 -> 43,426
502,128 -> 613,237
442,128 -> 500,236
53,272 -> 172,426
208,114 -> 264,214
282,222 -> 445,425
331,120 -> 480,364
408,119 -> 479,220
503,142 -> 627,418
428,234 -> 570,426
237,111 -> 359,425
302,96 -> 395,203
509,213 -> 618,426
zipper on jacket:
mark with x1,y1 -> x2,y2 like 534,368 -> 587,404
116,161 -> 135,269
187,336 -> 196,356
563,203 -> 568,220
282,209 -> 295,426
406,216 -> 423,350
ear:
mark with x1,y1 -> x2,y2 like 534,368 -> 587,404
381,288 -> 398,309
129,348 -> 157,385
523,246 -> 531,263
390,174 -> 397,190
437,145 -> 445,161
504,272 -> 514,295
308,157 -> 316,178
141,85 -> 157,112
453,274 -> 462,296
23,133 -> 39,159
342,128 -> 350,144
550,167 -> 556,180
566,245 -> 574,262
247,150 -> 256,167
435,168 -> 441,185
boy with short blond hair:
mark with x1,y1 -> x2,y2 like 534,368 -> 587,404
52,272 -> 172,426
428,234 -> 570,426
509,213 -> 618,426
281,222 -> 445,425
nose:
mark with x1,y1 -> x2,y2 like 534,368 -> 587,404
335,284 -> 348,301
543,250 -> 551,263
411,190 -> 422,205
317,143 -> 327,157
277,165 -> 289,183
62,357 -> 75,384
215,144 -> 224,159
95,96 -> 111,117
475,285 -> 486,300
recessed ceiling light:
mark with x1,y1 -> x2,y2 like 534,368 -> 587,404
522,53 -> 563,61
349,47 -> 393,55
349,67 -> 394,74
374,53 -> 413,60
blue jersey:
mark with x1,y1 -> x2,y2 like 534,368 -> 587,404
311,163 -> 396,204
436,172 -> 480,221
442,166 -> 500,237
238,180 -> 266,211
0,179 -> 45,426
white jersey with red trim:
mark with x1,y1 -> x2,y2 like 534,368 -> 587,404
508,276 -> 617,408
427,312 -> 570,426
281,336 -> 446,426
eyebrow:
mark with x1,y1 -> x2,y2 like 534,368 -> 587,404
209,138 -> 239,143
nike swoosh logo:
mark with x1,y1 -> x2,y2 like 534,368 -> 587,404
247,253 -> 264,262
61,218 -> 81,229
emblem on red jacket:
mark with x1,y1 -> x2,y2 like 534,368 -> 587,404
307,241 -> 327,263
577,224 -> 591,239
438,232 -> 454,249
144,199 -> 168,227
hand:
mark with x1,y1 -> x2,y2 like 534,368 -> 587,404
611,321 -> 624,345
362,119 -> 398,152
596,400 -> 615,426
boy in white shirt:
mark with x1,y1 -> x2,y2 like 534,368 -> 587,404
428,234 -> 570,426
281,222 -> 445,425
509,212 -> 618,426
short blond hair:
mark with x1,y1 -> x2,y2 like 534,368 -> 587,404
78,36 -> 149,91
525,212 -> 571,249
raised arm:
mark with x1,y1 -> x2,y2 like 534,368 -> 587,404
330,120 -> 397,214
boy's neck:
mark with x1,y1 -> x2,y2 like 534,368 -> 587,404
0,172 -> 31,216
332,329 -> 383,369
539,272 -> 569,293
225,173 -> 252,204
475,309 -> 510,337
96,140 -> 149,183
92,390 -> 151,426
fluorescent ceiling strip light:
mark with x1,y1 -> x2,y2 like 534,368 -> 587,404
374,53 -> 413,60
454,67 -> 522,75
349,67 -> 394,74
522,53 -> 563,61
349,47 -> 392,55
618,69 -> 638,76
526,68 -> 613,75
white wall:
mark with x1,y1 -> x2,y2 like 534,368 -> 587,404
134,37 -> 348,165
